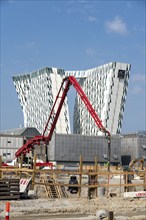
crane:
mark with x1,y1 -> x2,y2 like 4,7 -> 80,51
15,76 -> 111,170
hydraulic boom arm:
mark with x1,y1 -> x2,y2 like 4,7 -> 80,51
15,76 -> 111,163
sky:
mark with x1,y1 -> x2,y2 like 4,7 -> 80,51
0,0 -> 146,134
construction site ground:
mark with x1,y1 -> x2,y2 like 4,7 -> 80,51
0,197 -> 146,220
0,172 -> 146,220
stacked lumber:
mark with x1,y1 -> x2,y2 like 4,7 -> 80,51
0,179 -> 20,200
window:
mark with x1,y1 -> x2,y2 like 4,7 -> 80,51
118,70 -> 125,79
142,145 -> 146,150
103,154 -> 108,159
113,155 -> 118,160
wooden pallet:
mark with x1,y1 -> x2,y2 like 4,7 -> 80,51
0,179 -> 20,200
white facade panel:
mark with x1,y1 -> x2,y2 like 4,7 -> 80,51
13,67 -> 71,135
0,135 -> 24,162
13,62 -> 130,136
66,62 -> 131,135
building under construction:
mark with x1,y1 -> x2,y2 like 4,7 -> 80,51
1,129 -> 146,166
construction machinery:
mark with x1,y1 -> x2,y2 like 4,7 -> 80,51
15,76 -> 111,169
129,158 -> 144,179
129,158 -> 144,170
123,158 -> 145,182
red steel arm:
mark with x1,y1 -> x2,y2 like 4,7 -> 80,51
15,77 -> 72,157
15,76 -> 110,158
68,76 -> 110,136
42,77 -> 71,137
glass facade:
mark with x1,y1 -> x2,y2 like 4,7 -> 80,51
66,62 -> 131,135
13,62 -> 131,135
13,67 -> 70,135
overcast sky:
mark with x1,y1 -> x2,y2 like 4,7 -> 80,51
0,0 -> 145,133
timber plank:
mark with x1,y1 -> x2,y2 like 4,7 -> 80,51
0,178 -> 20,200
0,195 -> 20,200
0,191 -> 20,195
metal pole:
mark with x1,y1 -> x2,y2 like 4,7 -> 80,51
19,154 -> 23,179
31,154 -> 37,190
78,155 -> 82,197
108,211 -> 114,220
45,144 -> 48,162
94,156 -> 98,197
108,137 -> 111,172
0,155 -> 2,179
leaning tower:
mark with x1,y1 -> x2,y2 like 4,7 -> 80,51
12,67 -> 71,135
66,62 -> 131,135
13,62 -> 130,136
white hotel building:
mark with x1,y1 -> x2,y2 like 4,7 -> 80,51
12,62 -> 131,135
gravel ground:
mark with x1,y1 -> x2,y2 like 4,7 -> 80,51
0,172 -> 145,219
0,197 -> 146,219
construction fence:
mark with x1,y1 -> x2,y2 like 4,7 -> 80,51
0,155 -> 146,199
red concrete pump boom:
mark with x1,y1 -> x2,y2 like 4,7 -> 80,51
15,76 -> 111,167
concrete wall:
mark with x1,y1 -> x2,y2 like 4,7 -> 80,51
1,131 -> 146,166
121,132 -> 146,165
49,133 -> 121,165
